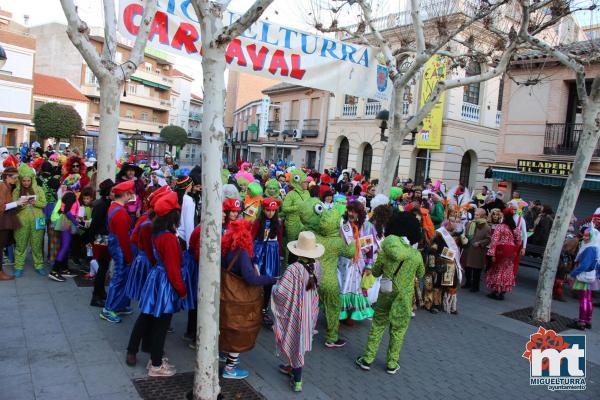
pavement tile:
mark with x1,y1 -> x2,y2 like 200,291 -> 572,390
26,332 -> 70,352
71,338 -> 119,367
29,352 -> 82,391
0,326 -> 25,350
35,382 -> 90,400
0,346 -> 30,377
89,390 -> 142,400
0,372 -> 34,400
79,361 -> 137,397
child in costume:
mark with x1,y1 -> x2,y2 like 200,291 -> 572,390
299,198 -> 355,348
222,198 -> 242,234
356,211 -> 425,374
568,227 -> 600,330
128,192 -> 186,377
49,191 -> 80,282
273,231 -> 323,393
100,180 -> 136,323
182,223 -> 201,345
13,164 -> 47,277
281,169 -> 309,260
252,198 -> 283,326
243,182 -> 263,222
264,178 -> 282,200
337,200 -> 376,322
125,187 -> 170,302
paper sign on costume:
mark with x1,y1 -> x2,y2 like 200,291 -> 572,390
118,0 -> 392,101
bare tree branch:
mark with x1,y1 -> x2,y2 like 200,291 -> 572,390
101,0 -> 117,68
123,0 -> 158,79
59,0 -> 105,77
217,0 -> 275,46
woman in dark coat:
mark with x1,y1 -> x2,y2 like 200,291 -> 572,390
528,205 -> 554,247
463,208 -> 491,292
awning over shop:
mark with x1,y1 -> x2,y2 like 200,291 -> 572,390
492,168 -> 600,191
130,76 -> 170,90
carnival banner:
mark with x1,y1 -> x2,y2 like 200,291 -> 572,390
118,0 -> 392,101
416,55 -> 447,149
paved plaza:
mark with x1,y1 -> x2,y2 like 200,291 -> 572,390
1,265 -> 598,400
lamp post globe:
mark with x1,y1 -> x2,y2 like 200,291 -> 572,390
0,45 -> 7,70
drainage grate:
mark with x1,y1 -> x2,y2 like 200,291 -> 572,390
502,307 -> 574,333
133,372 -> 265,400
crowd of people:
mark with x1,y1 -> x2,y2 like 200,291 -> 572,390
1,146 -> 599,392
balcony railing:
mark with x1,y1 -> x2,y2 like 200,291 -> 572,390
365,102 -> 382,117
302,119 -> 319,137
544,123 -> 600,157
267,120 -> 280,136
189,111 -> 202,121
282,120 -> 299,136
343,103 -> 358,117
341,0 -> 480,38
461,102 -> 480,122
496,111 -> 501,128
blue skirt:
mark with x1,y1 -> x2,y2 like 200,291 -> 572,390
139,266 -> 182,317
125,250 -> 152,302
180,250 -> 198,310
254,239 -> 280,278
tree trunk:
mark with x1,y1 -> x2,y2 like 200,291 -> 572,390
194,46 -> 226,400
379,85 -> 407,196
532,103 -> 600,322
97,77 -> 121,185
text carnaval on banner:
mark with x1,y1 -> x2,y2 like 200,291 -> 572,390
118,0 -> 393,101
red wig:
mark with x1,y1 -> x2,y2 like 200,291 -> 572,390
62,155 -> 87,177
222,219 -> 254,258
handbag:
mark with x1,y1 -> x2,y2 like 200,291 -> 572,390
576,270 -> 598,284
380,260 -> 406,294
35,217 -> 46,231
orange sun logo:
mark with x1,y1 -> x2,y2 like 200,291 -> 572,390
522,327 -> 571,371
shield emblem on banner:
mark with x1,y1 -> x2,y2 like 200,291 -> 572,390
377,65 -> 388,92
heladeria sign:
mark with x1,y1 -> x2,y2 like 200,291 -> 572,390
118,0 -> 393,101
517,160 -> 573,176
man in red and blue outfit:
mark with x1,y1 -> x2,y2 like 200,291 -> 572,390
100,180 -> 136,323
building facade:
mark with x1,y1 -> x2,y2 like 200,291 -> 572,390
0,8 -> 35,150
31,24 -> 174,160
32,73 -> 89,147
231,99 -> 262,163
325,1 -> 586,186
491,40 -> 600,217
181,93 -> 203,167
260,83 -> 330,170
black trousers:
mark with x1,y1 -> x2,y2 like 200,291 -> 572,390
464,267 -> 482,291
128,313 -> 173,367
0,230 -> 12,271
92,258 -> 110,299
186,309 -> 197,338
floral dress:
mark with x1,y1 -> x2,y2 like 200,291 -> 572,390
486,224 -> 521,293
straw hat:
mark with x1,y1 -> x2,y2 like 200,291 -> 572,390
287,231 -> 325,259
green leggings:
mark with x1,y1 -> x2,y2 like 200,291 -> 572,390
14,218 -> 44,270
362,292 -> 411,370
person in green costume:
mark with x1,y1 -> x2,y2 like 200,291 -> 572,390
237,176 -> 249,199
13,164 -> 48,277
356,211 -> 425,374
299,198 -> 355,347
282,169 -> 309,249
264,178 -> 282,200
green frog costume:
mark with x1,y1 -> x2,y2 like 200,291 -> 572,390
282,169 -> 309,244
300,198 -> 355,344
357,211 -> 424,372
264,178 -> 282,200
13,164 -> 47,272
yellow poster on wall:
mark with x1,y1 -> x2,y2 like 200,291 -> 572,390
416,55 -> 447,149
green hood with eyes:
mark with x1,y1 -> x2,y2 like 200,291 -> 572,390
300,197 -> 342,237
289,168 -> 307,192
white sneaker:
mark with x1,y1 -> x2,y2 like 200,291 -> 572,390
148,362 -> 176,377
146,358 -> 174,370
411,311 -> 416,318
